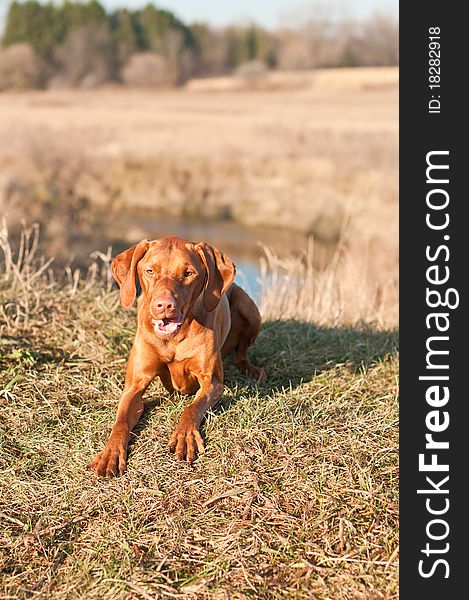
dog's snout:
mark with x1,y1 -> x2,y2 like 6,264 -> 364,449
153,293 -> 177,314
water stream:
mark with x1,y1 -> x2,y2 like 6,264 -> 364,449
107,211 -> 335,300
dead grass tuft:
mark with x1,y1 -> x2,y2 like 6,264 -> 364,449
259,234 -> 398,330
0,226 -> 398,598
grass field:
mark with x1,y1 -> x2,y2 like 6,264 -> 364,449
0,224 -> 398,599
1,67 -> 398,598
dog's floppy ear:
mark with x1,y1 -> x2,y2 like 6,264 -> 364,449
195,242 -> 236,312
111,240 -> 149,309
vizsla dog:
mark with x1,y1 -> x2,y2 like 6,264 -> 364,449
88,236 -> 264,476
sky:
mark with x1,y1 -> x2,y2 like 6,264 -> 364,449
99,0 -> 398,28
0,0 -> 398,34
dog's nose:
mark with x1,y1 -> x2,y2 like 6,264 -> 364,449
154,294 -> 177,312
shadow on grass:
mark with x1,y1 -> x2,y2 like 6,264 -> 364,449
128,397 -> 164,452
224,319 -> 399,394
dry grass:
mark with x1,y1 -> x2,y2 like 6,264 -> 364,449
186,66 -> 398,92
0,68 -> 398,245
259,235 -> 397,330
0,224 -> 398,598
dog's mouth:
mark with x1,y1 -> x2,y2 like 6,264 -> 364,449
152,314 -> 184,337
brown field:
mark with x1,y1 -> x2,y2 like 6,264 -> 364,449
0,66 -> 398,241
0,66 -> 398,324
186,66 -> 399,92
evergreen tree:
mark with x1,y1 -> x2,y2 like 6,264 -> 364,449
135,4 -> 192,54
3,1 -> 62,56
3,1 -> 108,57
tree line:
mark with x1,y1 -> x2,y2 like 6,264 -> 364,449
0,0 -> 398,90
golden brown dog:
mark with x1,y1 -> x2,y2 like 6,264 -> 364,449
88,236 -> 264,476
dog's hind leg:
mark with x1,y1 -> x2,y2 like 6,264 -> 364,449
222,283 -> 265,382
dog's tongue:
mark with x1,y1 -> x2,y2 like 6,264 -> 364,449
153,316 -> 183,334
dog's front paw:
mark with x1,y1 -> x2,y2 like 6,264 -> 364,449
168,417 -> 205,464
87,442 -> 127,477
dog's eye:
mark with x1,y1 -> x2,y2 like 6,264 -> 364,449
146,269 -> 154,275
184,270 -> 193,277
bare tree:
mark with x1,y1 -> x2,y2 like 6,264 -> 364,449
51,25 -> 117,88
0,43 -> 47,90
121,52 -> 172,86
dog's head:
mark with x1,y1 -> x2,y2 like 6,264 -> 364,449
111,237 -> 236,339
